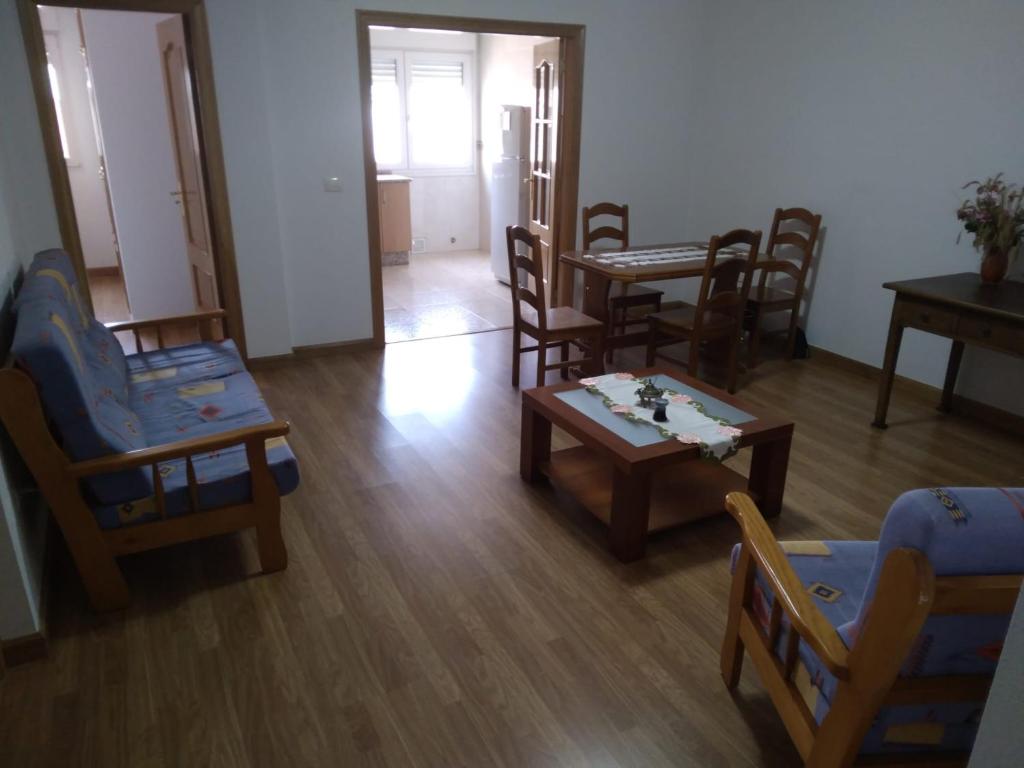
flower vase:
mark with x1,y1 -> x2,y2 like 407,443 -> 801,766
980,246 -> 1009,284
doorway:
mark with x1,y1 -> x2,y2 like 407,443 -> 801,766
19,0 -> 247,357
356,11 -> 585,347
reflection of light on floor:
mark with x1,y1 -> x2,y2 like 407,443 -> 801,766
381,336 -> 477,418
384,304 -> 496,343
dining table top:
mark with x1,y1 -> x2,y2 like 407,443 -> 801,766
558,241 -> 737,283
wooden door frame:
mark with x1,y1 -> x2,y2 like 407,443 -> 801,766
356,10 -> 585,347
17,0 -> 249,359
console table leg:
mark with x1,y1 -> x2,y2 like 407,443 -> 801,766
609,468 -> 651,562
520,401 -> 551,483
939,340 -> 965,413
872,306 -> 904,429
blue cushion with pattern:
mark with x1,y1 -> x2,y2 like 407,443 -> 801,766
732,487 -> 1024,757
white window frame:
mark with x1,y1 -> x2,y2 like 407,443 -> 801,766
370,48 -> 477,177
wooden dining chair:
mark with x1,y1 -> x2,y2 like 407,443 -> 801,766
645,229 -> 761,393
746,207 -> 822,367
582,202 -> 663,361
506,225 -> 605,388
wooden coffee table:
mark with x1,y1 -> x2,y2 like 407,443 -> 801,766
520,367 -> 794,561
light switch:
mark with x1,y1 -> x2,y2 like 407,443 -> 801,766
323,177 -> 343,193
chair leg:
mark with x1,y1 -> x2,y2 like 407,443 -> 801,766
512,329 -> 521,388
589,331 -> 606,377
785,307 -> 800,360
536,342 -> 547,388
721,546 -> 755,689
645,322 -> 658,367
726,333 -> 741,394
748,305 -> 763,369
560,341 -> 570,380
255,495 -> 288,573
687,337 -> 701,379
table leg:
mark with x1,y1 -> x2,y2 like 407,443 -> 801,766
749,434 -> 791,518
582,271 -> 612,324
609,467 -> 651,561
520,399 -> 552,483
872,302 -> 904,429
939,339 -> 965,413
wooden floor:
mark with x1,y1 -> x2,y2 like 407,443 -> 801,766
2,330 -> 1022,766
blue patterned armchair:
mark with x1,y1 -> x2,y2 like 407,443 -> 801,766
721,488 -> 1024,767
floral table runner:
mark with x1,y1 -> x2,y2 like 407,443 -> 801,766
579,373 -> 745,460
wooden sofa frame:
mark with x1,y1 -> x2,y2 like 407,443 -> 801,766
0,310 -> 288,611
721,491 -> 1022,768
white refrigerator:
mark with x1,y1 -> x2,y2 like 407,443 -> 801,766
490,105 -> 532,284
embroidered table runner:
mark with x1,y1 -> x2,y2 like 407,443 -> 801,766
555,373 -> 754,460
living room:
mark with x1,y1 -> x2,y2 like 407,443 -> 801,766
1,1 -> 1022,766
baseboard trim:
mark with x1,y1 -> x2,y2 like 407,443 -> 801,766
809,345 -> 1024,438
2,631 -> 48,667
86,266 -> 121,278
248,337 -> 380,370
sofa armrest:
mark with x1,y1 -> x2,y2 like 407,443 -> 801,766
104,308 -> 226,334
106,309 -> 226,348
726,491 -> 850,678
68,420 -> 290,477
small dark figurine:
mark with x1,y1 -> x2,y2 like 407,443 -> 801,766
652,397 -> 669,422
634,378 -> 664,408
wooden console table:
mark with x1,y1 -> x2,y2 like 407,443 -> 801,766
873,273 -> 1024,428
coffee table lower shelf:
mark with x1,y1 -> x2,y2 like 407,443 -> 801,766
540,445 -> 755,534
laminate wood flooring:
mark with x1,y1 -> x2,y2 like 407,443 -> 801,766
2,330 -> 1021,767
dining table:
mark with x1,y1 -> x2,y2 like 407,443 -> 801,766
559,241 -> 736,354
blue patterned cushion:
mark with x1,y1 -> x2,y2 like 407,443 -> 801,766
93,368 -> 300,528
11,290 -> 151,504
733,487 -> 1024,757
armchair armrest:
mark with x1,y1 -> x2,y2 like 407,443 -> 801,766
726,492 -> 850,678
69,420 -> 290,477
104,308 -> 226,334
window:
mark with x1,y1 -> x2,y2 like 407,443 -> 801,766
370,49 -> 475,174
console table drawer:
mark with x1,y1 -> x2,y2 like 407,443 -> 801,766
896,301 -> 957,335
958,315 -> 1024,349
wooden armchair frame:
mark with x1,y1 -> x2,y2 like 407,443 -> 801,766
722,491 -> 1021,768
0,310 -> 288,612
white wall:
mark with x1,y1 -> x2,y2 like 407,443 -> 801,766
685,0 -> 1024,413
0,0 -> 63,640
478,33 -> 551,256
81,9 -> 194,319
198,0 -> 703,355
370,26 -> 479,254
38,6 -> 118,271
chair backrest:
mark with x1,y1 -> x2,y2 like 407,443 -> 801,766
843,488 -> 1024,673
10,250 -> 151,504
758,207 -> 821,291
505,225 -> 547,332
693,229 -> 762,335
838,488 -> 1024,756
582,202 -> 629,250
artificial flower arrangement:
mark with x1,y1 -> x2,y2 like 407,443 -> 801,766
956,174 -> 1024,283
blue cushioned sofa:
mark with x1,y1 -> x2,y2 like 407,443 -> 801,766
0,250 -> 299,610
721,488 -> 1024,767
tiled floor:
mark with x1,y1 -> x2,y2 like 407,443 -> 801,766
382,250 -> 513,343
